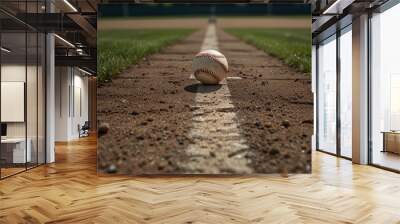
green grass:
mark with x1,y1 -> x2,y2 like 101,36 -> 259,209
98,29 -> 195,82
225,28 -> 311,74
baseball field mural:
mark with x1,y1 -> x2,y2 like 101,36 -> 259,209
97,4 -> 312,175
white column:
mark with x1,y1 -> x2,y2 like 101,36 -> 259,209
46,1 -> 55,163
46,33 -> 55,163
352,14 -> 369,164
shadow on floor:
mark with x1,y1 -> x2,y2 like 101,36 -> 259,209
184,83 -> 222,93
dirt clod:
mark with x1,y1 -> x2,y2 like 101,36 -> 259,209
130,111 -> 140,116
98,123 -> 109,137
281,120 -> 290,128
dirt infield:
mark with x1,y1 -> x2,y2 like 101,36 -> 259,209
97,26 -> 312,174
98,17 -> 309,30
97,31 -> 204,174
218,31 -> 312,173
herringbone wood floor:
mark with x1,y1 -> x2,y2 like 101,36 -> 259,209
0,136 -> 399,223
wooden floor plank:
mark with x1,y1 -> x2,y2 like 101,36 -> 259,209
0,136 -> 400,223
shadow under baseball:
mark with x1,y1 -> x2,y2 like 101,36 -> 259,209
184,83 -> 222,93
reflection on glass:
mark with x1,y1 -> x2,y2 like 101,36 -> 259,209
318,35 -> 337,154
1,31 -> 27,177
0,0 -> 47,179
371,4 -> 400,171
27,31 -> 38,169
340,26 -> 352,158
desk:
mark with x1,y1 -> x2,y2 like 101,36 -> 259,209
1,138 -> 31,163
382,131 -> 400,154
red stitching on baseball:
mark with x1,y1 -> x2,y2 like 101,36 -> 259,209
195,68 -> 216,75
194,68 -> 218,80
195,53 -> 228,72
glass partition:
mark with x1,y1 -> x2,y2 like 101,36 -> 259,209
1,31 -> 28,177
370,3 -> 400,171
0,1 -> 46,179
317,35 -> 337,154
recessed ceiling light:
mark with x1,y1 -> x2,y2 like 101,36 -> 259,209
78,67 -> 93,76
1,47 -> 11,53
54,34 -> 75,48
323,0 -> 354,15
63,0 -> 78,12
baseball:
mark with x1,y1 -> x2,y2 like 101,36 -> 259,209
192,49 -> 229,85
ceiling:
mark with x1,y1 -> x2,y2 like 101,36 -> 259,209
99,0 -> 310,3
0,0 -> 98,73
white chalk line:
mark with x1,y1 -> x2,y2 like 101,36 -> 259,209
189,74 -> 242,80
180,24 -> 252,174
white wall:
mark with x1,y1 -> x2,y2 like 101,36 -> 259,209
1,65 -> 26,81
55,67 -> 89,141
1,65 -> 28,138
55,66 -> 70,141
1,64 -> 32,137
1,63 -> 46,164
71,73 -> 89,138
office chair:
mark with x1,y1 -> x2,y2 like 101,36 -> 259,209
79,121 -> 90,138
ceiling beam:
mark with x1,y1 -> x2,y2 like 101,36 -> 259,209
55,55 -> 96,73
67,13 -> 97,41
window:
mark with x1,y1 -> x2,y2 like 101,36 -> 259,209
339,26 -> 352,158
370,3 -> 400,171
317,35 -> 337,154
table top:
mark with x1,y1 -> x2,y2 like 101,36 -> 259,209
381,131 -> 400,134
1,138 -> 30,143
